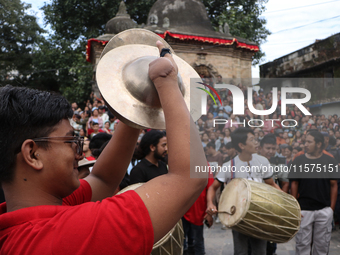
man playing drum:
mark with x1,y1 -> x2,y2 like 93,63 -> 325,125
0,42 -> 208,254
207,127 -> 280,255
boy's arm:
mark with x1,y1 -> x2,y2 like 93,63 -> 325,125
85,122 -> 140,201
134,41 -> 208,242
264,177 -> 281,190
290,181 -> 299,199
330,180 -> 338,211
206,179 -> 222,216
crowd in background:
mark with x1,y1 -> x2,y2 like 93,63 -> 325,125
69,92 -> 146,142
196,81 -> 340,165
70,82 -> 340,166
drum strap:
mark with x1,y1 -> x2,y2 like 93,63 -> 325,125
247,161 -> 254,181
231,158 -> 235,179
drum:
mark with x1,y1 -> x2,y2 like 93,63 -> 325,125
117,183 -> 184,254
218,178 -> 301,243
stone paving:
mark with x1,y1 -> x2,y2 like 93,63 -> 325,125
204,222 -> 340,255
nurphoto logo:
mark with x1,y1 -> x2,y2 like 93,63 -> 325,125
197,82 -> 312,128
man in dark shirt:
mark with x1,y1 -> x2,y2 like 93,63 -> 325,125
130,130 -> 168,184
289,131 -> 338,255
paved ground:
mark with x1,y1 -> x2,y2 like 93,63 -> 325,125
204,222 -> 340,255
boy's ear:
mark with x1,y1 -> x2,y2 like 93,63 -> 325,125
238,142 -> 245,151
150,144 -> 156,152
21,140 -> 43,170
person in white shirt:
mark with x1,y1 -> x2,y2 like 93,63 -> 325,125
206,127 -> 280,255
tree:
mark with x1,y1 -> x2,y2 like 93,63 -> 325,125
42,0 -> 155,41
202,0 -> 270,65
0,0 -> 44,86
29,35 -> 93,104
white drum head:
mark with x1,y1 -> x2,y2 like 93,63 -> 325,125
218,178 -> 250,227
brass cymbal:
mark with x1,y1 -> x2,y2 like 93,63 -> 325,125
100,28 -> 173,60
96,29 -> 204,129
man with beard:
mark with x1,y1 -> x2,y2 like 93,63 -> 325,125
289,131 -> 338,255
130,130 -> 168,184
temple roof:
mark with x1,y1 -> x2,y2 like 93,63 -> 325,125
144,0 -> 253,43
105,1 -> 137,34
86,0 -> 258,62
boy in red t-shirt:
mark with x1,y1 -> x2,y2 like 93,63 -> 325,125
0,42 -> 207,255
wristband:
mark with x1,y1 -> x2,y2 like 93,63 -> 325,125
160,48 -> 171,57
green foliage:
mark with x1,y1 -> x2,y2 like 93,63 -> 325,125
30,35 -> 93,103
125,0 -> 156,25
42,0 -> 156,41
0,0 -> 44,86
42,0 -> 117,41
202,0 -> 270,65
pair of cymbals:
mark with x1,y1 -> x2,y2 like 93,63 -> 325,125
96,28 -> 204,129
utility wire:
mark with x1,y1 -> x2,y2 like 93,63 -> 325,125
272,15 -> 340,34
265,39 -> 316,46
265,0 -> 340,14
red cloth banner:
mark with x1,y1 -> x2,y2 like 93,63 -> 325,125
86,30 -> 259,62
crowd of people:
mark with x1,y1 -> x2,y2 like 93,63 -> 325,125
198,82 -> 340,161
197,81 -> 340,255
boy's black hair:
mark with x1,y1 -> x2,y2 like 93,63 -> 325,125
206,141 -> 216,149
0,85 -> 73,183
230,127 -> 254,152
329,136 -> 336,147
260,133 -> 277,147
285,145 -> 293,152
89,133 -> 112,150
225,142 -> 233,149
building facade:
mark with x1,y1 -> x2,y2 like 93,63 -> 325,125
259,33 -> 340,115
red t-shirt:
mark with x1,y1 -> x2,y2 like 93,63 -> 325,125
183,175 -> 214,226
0,180 -> 153,255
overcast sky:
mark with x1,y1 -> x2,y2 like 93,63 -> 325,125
26,0 -> 340,79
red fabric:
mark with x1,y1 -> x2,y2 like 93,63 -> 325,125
86,39 -> 108,62
87,128 -> 94,136
86,31 -> 259,62
0,180 -> 154,255
157,31 -> 259,51
87,129 -> 104,136
183,174 -> 214,226
86,156 -> 96,161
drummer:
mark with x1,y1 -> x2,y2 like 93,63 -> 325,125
0,41 -> 208,254
206,127 -> 281,255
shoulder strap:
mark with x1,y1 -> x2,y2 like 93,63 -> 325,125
231,158 -> 235,179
